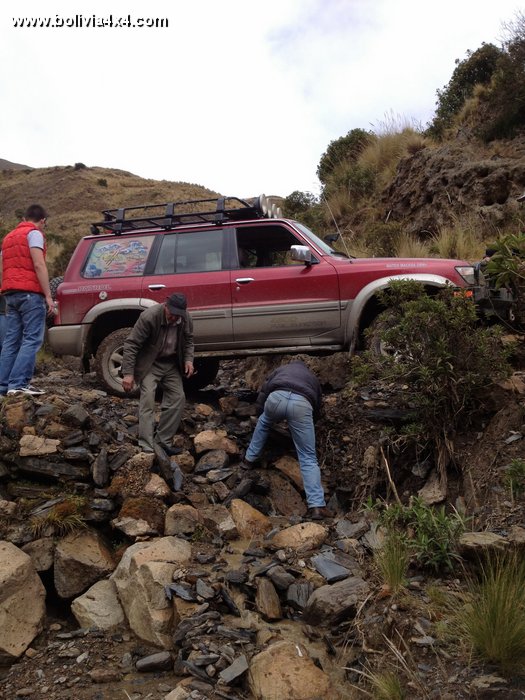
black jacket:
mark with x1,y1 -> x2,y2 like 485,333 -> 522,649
255,361 -> 322,419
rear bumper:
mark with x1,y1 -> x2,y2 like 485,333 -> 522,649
47,324 -> 87,356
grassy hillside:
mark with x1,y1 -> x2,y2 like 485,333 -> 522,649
0,158 -> 30,170
0,164 -> 220,276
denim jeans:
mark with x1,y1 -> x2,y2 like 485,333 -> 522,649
0,313 -> 5,354
0,292 -> 46,393
245,389 -> 326,507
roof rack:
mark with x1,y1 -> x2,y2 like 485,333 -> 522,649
89,194 -> 282,235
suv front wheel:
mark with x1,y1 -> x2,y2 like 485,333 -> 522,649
94,327 -> 220,397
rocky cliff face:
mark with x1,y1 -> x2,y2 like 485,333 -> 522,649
384,134 -> 525,237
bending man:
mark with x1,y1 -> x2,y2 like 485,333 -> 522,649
241,360 -> 330,520
122,293 -> 194,454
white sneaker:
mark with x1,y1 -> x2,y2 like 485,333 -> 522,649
7,385 -> 45,396
26,384 -> 45,395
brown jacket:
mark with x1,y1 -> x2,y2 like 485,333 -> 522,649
122,304 -> 194,381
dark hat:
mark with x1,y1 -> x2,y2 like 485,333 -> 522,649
166,293 -> 187,315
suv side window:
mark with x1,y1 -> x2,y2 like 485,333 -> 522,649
236,225 -> 312,268
154,230 -> 225,274
82,235 -> 155,278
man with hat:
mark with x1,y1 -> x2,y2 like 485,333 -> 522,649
121,293 -> 194,454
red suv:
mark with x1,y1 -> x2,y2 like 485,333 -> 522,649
48,195 -> 479,395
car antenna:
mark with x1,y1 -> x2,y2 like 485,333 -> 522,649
321,193 -> 352,258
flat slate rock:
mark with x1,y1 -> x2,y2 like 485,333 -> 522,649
311,553 -> 350,583
18,458 -> 90,480
219,654 -> 249,683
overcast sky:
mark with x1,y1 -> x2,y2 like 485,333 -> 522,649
1,0 -> 522,199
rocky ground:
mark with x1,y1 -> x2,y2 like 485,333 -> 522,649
0,352 -> 524,700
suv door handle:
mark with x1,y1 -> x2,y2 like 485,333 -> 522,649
148,284 -> 166,290
235,277 -> 255,284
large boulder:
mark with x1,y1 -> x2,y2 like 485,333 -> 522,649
249,640 -> 338,700
229,499 -> 272,538
269,522 -> 328,552
111,536 -> 191,648
54,529 -> 116,599
71,579 -> 125,630
0,541 -> 46,662
302,576 -> 370,625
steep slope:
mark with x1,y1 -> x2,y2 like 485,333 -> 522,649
383,134 -> 525,237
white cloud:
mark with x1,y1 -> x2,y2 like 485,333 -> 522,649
0,0 -> 522,198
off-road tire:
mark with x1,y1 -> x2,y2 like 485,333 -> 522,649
95,328 -> 136,398
49,276 -> 64,300
46,276 -> 64,328
365,311 -> 400,357
94,328 -> 220,397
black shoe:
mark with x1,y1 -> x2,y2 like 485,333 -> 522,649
307,507 -> 334,521
158,442 -> 183,457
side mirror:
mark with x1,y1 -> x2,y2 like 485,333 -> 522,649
290,245 -> 315,265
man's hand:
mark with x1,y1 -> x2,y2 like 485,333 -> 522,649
184,361 -> 195,378
122,374 -> 135,393
45,295 -> 54,314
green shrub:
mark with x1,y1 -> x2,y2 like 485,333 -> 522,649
485,232 -> 525,324
374,282 -> 510,481
74,162 -> 86,170
282,190 -> 327,233
317,128 -> 375,185
427,43 -> 502,139
375,497 -> 466,573
479,15 -> 525,140
97,178 -> 108,187
283,190 -> 318,215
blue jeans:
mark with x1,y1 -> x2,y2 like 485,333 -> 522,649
0,292 -> 46,393
0,313 -> 5,354
245,389 -> 325,507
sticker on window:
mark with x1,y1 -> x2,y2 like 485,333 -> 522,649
83,236 -> 155,278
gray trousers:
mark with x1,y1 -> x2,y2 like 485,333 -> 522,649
138,358 -> 185,451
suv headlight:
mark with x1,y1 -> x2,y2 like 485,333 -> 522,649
455,265 -> 478,285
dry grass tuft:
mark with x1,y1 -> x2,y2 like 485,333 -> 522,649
456,552 -> 525,676
29,496 -> 88,537
374,531 -> 410,595
431,220 -> 485,261
394,233 -> 431,258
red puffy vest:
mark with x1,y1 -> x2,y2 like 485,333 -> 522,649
1,221 -> 47,295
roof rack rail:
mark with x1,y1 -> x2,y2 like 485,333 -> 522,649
89,194 -> 282,235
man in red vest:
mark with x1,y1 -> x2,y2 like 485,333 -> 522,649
0,205 -> 53,396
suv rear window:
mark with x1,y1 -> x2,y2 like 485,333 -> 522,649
154,229 -> 225,274
82,236 -> 155,278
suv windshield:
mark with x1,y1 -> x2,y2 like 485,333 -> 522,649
293,222 -> 338,255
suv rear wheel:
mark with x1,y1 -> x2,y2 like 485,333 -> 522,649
95,328 -> 134,397
94,328 -> 221,397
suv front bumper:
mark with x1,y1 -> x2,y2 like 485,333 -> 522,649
472,285 -> 516,322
